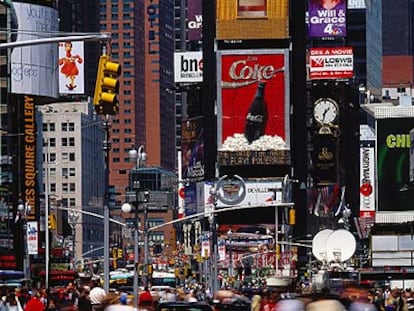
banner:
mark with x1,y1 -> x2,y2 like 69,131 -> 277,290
58,41 -> 84,94
27,221 -> 38,255
308,0 -> 346,38
360,147 -> 375,217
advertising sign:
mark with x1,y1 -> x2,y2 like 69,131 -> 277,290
58,41 -> 84,94
360,147 -> 375,217
181,116 -> 204,182
312,134 -> 338,185
174,52 -> 203,83
187,0 -> 202,41
377,118 -> 414,211
11,2 -> 59,98
309,47 -> 354,80
216,0 -> 289,40
27,221 -> 38,255
217,49 -> 290,165
308,0 -> 346,38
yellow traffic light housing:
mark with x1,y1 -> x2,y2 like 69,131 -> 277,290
93,55 -> 122,115
48,214 -> 56,230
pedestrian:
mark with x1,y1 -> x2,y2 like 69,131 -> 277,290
89,279 -> 106,311
105,293 -> 133,311
250,294 -> 261,311
77,286 -> 92,311
24,290 -> 45,311
138,286 -> 153,310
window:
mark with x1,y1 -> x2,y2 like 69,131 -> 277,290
237,0 -> 267,18
69,153 -> 75,161
43,123 -> 55,131
70,183 -> 76,192
62,167 -> 75,177
62,122 -> 75,132
49,138 -> 56,147
50,183 -> 56,192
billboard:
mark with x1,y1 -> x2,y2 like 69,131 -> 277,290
174,52 -> 203,83
308,0 -> 346,38
216,0 -> 289,40
187,0 -> 202,41
217,49 -> 290,166
377,118 -> 414,212
309,47 -> 354,80
184,178 -> 284,216
360,147 -> 375,217
181,116 -> 204,182
58,41 -> 84,94
11,2 -> 59,98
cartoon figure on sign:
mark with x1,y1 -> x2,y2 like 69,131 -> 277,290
59,41 -> 83,90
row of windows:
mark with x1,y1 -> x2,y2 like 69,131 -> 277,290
43,137 -> 75,147
48,167 -> 76,177
46,183 -> 76,192
43,152 -> 76,162
43,122 -> 75,132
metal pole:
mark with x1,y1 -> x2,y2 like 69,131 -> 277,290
45,136 -> 50,291
133,189 -> 139,310
143,205 -> 149,287
102,118 -> 111,293
228,230 -> 233,280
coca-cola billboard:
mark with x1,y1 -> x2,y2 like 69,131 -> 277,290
217,50 -> 290,165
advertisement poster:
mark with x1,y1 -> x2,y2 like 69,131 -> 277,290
174,52 -> 203,83
309,47 -> 354,80
308,0 -> 347,38
312,134 -> 338,185
360,147 -> 375,217
377,118 -> 414,211
11,2 -> 59,98
181,117 -> 204,182
217,49 -> 290,152
26,221 -> 38,255
58,41 -> 84,94
187,0 -> 202,41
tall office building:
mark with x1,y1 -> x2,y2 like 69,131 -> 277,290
37,102 -> 105,260
382,0 -> 414,100
98,0 -> 176,201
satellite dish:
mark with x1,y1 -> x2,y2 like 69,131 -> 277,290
325,229 -> 356,263
312,229 -> 333,261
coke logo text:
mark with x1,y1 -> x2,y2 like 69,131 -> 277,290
229,60 -> 275,81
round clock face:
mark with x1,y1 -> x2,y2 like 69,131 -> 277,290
313,98 -> 339,125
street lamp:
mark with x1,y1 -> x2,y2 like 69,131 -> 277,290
17,199 -> 31,280
122,145 -> 148,310
227,229 -> 233,283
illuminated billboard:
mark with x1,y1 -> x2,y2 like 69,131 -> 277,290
309,47 -> 354,80
217,49 -> 290,166
216,0 -> 289,40
174,52 -> 203,83
377,118 -> 414,212
308,0 -> 346,38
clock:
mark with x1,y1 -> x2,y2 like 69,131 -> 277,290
313,98 -> 339,125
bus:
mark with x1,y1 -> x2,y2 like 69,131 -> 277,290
150,271 -> 177,288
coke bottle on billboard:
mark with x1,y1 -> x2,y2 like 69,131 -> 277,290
244,81 -> 268,144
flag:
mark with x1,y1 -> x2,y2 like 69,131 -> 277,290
334,186 -> 346,217
307,188 -> 318,214
314,191 -> 322,216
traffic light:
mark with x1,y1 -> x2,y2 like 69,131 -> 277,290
48,214 -> 56,230
93,55 -> 122,115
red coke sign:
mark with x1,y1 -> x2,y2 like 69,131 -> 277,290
217,50 -> 290,151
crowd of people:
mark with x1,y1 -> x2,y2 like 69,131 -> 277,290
0,278 -> 413,311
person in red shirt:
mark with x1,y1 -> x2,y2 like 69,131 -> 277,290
24,291 -> 44,311
139,287 -> 153,310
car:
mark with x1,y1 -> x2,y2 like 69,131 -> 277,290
156,301 -> 213,311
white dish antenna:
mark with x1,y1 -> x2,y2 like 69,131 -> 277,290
325,229 -> 356,263
312,229 -> 333,261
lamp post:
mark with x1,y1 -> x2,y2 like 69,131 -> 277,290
121,145 -> 148,311
227,228 -> 233,282
208,185 -> 219,295
17,199 -> 30,280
